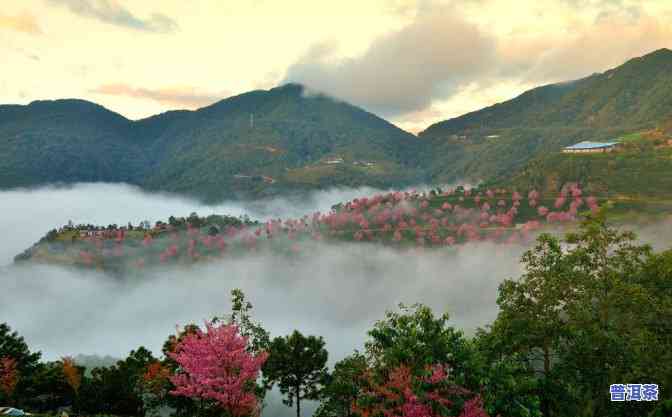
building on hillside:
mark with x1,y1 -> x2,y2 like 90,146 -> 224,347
562,141 -> 619,153
324,156 -> 344,164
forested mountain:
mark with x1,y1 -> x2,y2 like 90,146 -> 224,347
2,49 -> 672,200
0,84 -> 423,201
419,48 -> 672,184
0,99 -> 145,187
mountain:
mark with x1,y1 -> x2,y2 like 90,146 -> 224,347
136,84 -> 424,200
0,84 -> 423,201
0,99 -> 147,187
419,48 -> 672,183
2,49 -> 672,200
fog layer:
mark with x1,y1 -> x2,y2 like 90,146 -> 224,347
2,182 -> 670,416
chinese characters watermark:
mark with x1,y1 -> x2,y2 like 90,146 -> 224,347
610,384 -> 659,402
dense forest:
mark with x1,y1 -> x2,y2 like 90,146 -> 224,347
2,218 -> 671,417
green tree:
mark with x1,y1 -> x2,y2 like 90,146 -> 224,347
0,323 -> 41,405
493,216 -> 670,417
80,347 -> 156,416
365,304 -> 476,387
217,288 -> 271,354
263,330 -> 329,417
315,352 -> 368,417
494,232 -> 575,416
472,328 -> 542,417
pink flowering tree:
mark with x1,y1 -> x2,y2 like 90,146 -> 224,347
352,364 -> 490,417
168,322 -> 268,417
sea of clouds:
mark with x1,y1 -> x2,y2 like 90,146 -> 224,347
1,182 -> 671,416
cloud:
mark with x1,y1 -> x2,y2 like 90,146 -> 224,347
1,183 -> 671,416
500,8 -> 672,84
283,1 -> 672,120
0,182 -> 525,417
0,12 -> 42,35
90,84 -> 226,109
46,0 -> 178,33
2,242 -> 521,417
283,7 -> 497,117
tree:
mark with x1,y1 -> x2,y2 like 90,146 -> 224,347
0,323 -> 41,374
61,356 -> 82,412
0,323 -> 41,403
139,361 -> 172,417
471,329 -> 541,417
21,361 -> 73,412
493,216 -> 669,417
263,330 -> 329,417
365,304 -> 476,387
493,233 -> 573,416
0,357 -> 18,400
61,357 -> 81,396
315,353 -> 368,417
217,289 -> 271,354
352,364 -> 490,417
80,347 -> 156,416
168,322 -> 268,417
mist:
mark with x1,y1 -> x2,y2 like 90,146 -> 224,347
2,182 -> 671,416
0,182 -> 420,266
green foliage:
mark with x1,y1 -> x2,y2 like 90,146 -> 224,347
263,330 -> 329,417
490,216 -> 671,417
503,147 -> 672,208
217,289 -> 271,355
365,304 -> 475,386
472,330 -> 542,417
79,347 -> 156,416
0,323 -> 42,405
315,353 -> 368,417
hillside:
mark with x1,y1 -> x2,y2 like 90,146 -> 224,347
138,84 -> 425,200
0,84 -> 423,201
2,50 -> 672,200
490,120 -> 672,222
0,99 -> 147,187
419,48 -> 672,183
15,184 -> 603,274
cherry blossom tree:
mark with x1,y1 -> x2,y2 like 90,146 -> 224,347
168,322 -> 268,417
352,364 -> 490,417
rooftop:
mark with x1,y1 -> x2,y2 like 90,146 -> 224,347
564,141 -> 619,150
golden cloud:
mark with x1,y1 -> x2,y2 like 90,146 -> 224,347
90,84 -> 227,109
0,12 -> 42,35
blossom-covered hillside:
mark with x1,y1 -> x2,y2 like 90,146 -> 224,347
15,183 -> 603,274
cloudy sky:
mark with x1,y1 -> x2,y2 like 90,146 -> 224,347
1,0 -> 671,132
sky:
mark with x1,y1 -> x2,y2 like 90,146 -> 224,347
1,0 -> 672,133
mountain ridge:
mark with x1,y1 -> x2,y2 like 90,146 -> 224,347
0,83 -> 424,201
2,49 -> 672,200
